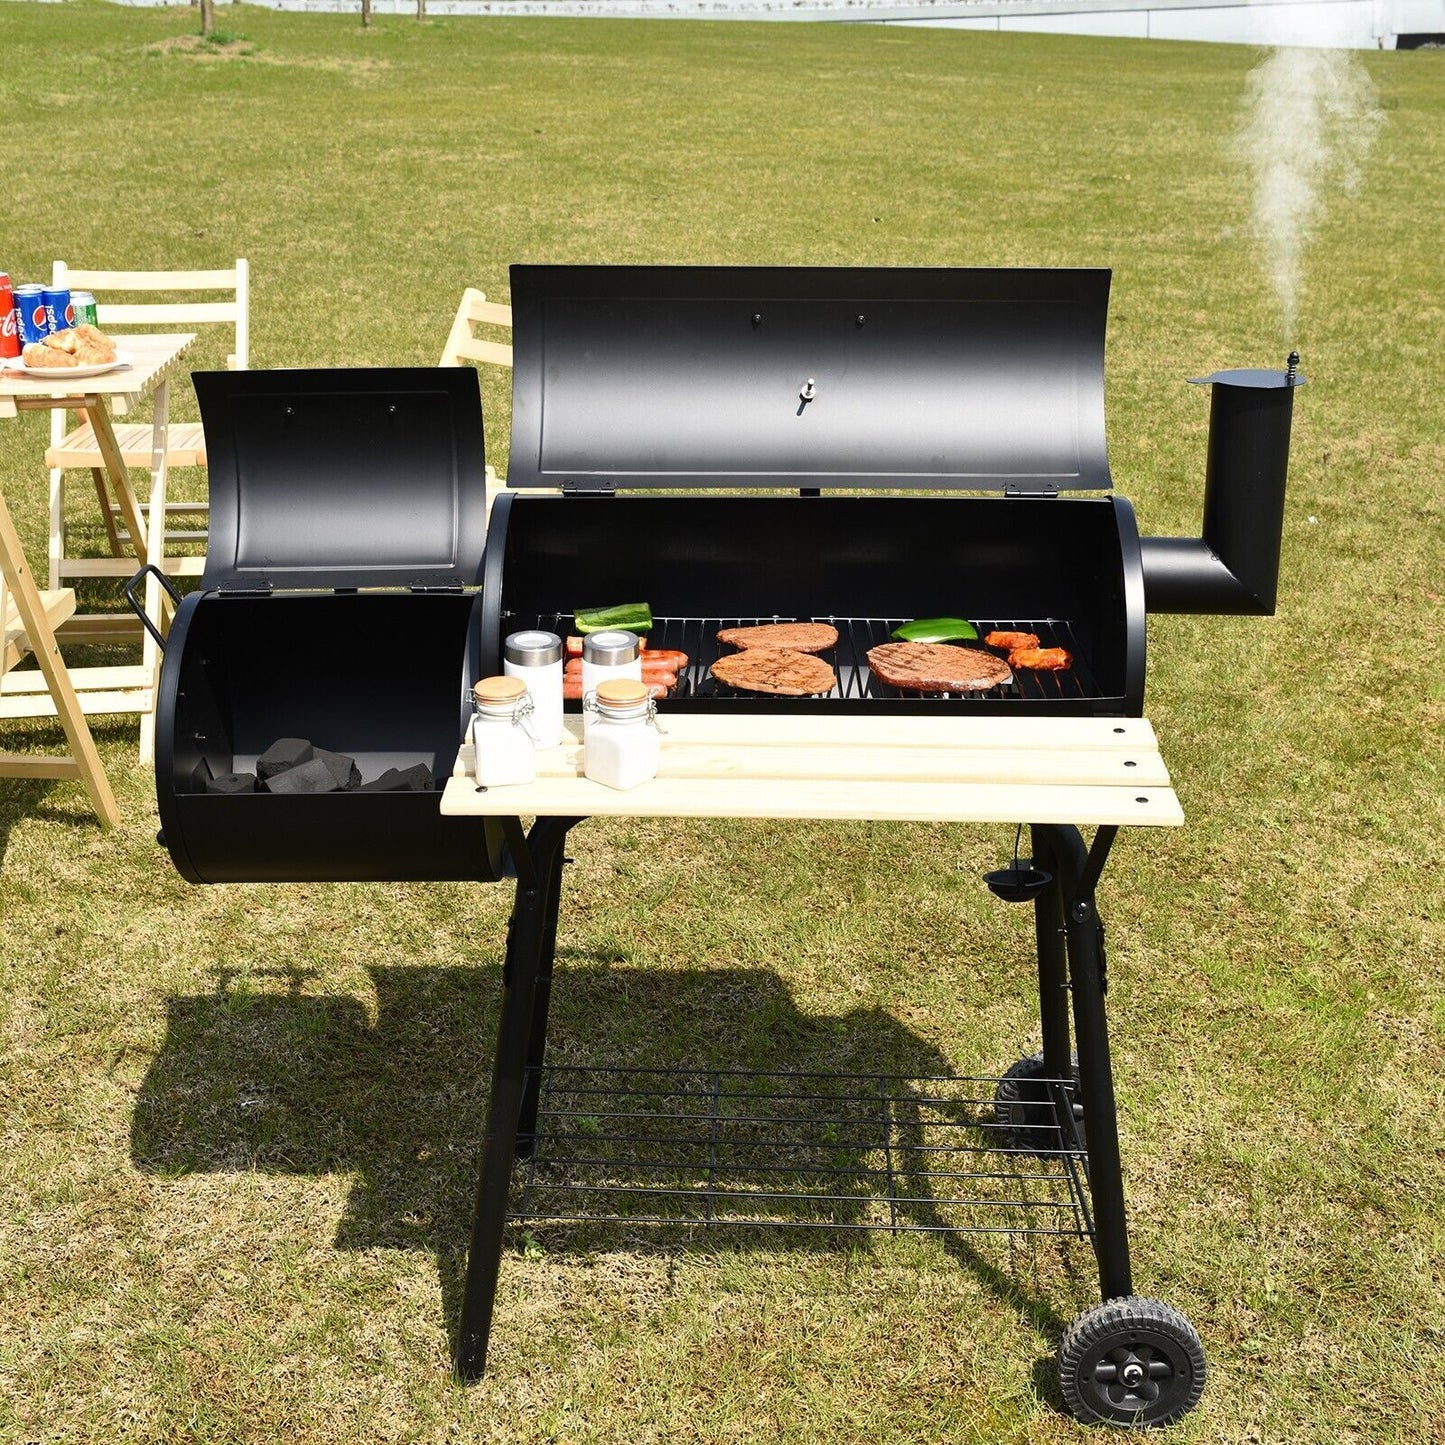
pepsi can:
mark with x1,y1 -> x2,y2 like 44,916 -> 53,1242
41,286 -> 74,334
14,284 -> 49,344
71,291 -> 98,326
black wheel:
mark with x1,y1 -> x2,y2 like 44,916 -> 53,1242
993,1050 -> 1084,1155
1059,1296 -> 1206,1427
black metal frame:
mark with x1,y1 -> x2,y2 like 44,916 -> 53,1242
455,813 -> 1134,1381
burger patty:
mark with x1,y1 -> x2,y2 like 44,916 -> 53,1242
867,641 -> 1013,693
715,621 -> 839,653
710,648 -> 837,696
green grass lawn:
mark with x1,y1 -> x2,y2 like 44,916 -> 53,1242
1,5 -> 1443,1441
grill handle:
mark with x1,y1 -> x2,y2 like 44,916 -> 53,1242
125,564 -> 184,652
1141,361 -> 1304,615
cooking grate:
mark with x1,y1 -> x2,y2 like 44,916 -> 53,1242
512,1065 -> 1092,1239
520,614 -> 1113,706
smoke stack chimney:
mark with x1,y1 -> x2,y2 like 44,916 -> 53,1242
1139,358 -> 1305,615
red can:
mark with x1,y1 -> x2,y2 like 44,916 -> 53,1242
0,273 -> 19,359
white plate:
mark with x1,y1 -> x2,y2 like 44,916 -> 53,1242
2,350 -> 133,380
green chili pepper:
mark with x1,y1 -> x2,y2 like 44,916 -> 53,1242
890,616 -> 979,643
573,602 -> 654,635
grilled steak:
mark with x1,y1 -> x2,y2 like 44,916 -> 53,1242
867,641 -> 1013,693
711,648 -> 837,696
715,622 -> 838,653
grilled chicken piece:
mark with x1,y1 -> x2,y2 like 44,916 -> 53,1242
710,648 -> 836,696
1008,647 -> 1073,672
984,630 -> 1040,652
867,641 -> 1013,693
715,622 -> 838,653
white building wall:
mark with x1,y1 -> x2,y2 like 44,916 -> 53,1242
886,0 -> 1441,46
106,0 -> 1445,47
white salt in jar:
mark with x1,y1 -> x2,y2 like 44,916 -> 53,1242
503,629 -> 565,749
470,675 -> 537,787
583,678 -> 661,790
580,630 -> 642,731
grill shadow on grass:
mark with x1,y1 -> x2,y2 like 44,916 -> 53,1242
132,958 -> 1082,1371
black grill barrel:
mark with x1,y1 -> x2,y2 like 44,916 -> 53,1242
153,368 -> 505,885
1140,364 -> 1304,615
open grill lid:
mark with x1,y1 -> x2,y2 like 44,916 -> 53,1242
508,265 -> 1113,493
194,367 -> 489,592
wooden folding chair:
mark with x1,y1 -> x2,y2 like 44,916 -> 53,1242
439,287 -> 516,514
0,492 -> 118,827
44,260 -> 250,628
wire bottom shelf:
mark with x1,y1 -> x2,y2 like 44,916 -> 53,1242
513,1065 -> 1093,1240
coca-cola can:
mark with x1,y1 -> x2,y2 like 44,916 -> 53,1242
0,273 -> 20,358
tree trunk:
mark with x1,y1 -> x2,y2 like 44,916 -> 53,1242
361,0 -> 372,26
417,0 -> 426,17
200,0 -> 216,35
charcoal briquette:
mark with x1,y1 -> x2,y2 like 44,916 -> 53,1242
358,763 -> 435,793
314,747 -> 363,790
205,771 -> 257,795
260,756 -> 342,795
257,737 -> 314,780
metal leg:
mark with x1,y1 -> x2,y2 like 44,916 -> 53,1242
1034,823 -> 1133,1304
455,815 -> 580,1382
516,835 -> 571,1148
1029,826 -> 1072,1077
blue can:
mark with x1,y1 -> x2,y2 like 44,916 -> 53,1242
41,285 -> 74,334
14,284 -> 49,344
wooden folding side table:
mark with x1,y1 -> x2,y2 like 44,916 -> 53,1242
0,333 -> 196,766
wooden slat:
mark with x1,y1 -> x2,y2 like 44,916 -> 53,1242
464,299 -> 514,327
105,530 -> 206,546
55,613 -> 143,643
572,740 -> 1166,786
443,773 -> 1181,828
484,714 -> 1164,751
59,555 -> 203,577
0,688 -> 152,718
448,724 -> 1170,786
97,302 -> 239,326
0,753 -> 83,780
2,662 -> 151,694
65,268 -> 240,290
3,588 -> 76,671
450,337 -> 514,368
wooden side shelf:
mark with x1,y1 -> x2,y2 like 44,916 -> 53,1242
442,713 -> 1183,829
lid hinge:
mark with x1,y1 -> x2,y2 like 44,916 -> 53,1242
409,582 -> 465,594
561,478 -> 616,497
218,581 -> 273,598
1004,482 -> 1061,499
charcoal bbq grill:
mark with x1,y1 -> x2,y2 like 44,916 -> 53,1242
148,265 -> 1302,1429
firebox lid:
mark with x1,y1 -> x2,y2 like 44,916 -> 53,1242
194,368 -> 489,592
507,264 -> 1113,492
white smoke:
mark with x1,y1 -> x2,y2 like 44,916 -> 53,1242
1234,48 -> 1385,338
